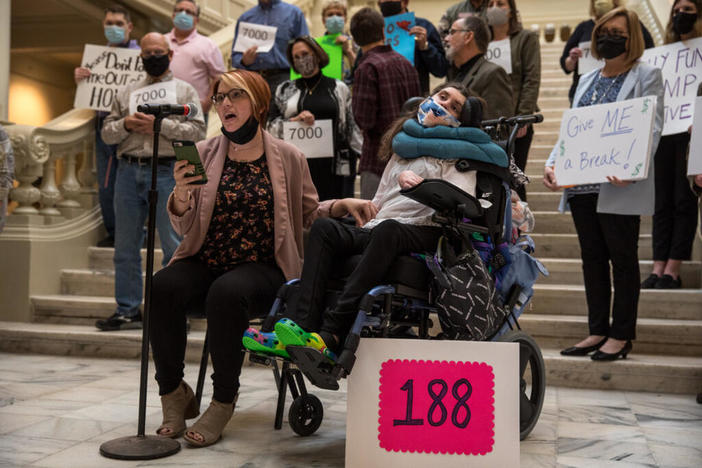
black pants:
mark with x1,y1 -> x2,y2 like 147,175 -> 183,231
513,125 -> 534,201
150,257 -> 284,403
569,194 -> 640,340
307,157 -> 344,201
292,218 -> 441,337
652,133 -> 699,261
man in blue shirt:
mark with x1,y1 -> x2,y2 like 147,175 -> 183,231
231,0 -> 309,107
377,0 -> 447,95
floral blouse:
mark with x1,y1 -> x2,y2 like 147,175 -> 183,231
197,154 -> 274,272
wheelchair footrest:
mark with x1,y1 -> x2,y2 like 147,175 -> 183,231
286,346 -> 340,391
248,352 -> 276,367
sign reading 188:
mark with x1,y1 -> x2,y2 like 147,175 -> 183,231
393,378 -> 472,428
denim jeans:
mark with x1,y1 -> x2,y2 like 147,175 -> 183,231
95,116 -> 118,238
113,160 -> 180,317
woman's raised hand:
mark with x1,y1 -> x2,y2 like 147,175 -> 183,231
543,166 -> 561,191
606,175 -> 632,187
333,198 -> 378,226
291,111 -> 315,126
173,160 -> 203,192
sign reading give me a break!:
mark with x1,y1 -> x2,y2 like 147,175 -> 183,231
554,96 -> 658,186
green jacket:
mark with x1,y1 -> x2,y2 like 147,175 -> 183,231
508,29 -> 541,116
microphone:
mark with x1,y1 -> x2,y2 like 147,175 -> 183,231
137,103 -> 199,118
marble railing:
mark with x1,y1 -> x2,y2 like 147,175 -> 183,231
4,108 -> 97,222
629,0 -> 666,46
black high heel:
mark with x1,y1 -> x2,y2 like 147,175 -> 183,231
591,340 -> 632,361
560,337 -> 608,356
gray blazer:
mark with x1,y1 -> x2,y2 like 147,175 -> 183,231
546,61 -> 664,216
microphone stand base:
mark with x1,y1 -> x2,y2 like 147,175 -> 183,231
99,435 -> 181,460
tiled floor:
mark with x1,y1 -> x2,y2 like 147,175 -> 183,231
0,353 -> 700,467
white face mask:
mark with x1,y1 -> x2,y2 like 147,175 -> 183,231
486,6 -> 509,26
594,0 -> 614,17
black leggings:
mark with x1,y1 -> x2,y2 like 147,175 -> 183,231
292,218 -> 442,338
150,257 -> 284,403
513,125 -> 534,202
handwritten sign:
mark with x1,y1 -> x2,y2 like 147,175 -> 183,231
283,119 -> 334,159
233,22 -> 277,53
290,34 -> 343,81
554,96 -> 657,186
486,39 -> 512,74
642,37 -> 702,136
346,339 -> 518,468
128,81 -> 176,115
74,44 -> 144,112
384,12 -> 415,65
687,96 -> 702,175
578,41 -> 604,75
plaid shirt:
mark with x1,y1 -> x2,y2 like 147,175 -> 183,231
352,45 -> 420,176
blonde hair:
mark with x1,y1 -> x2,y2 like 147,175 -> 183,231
589,0 -> 623,18
212,70 -> 271,124
591,7 -> 645,65
664,0 -> 702,43
321,0 -> 348,18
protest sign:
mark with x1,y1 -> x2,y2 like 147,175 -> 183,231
73,44 -> 144,112
384,12 -> 415,65
642,37 -> 702,136
283,119 -> 334,159
290,34 -> 343,81
128,81 -> 176,115
554,96 -> 657,186
687,96 -> 702,176
486,38 -> 512,74
233,22 -> 277,53
346,339 -> 519,468
578,41 -> 604,75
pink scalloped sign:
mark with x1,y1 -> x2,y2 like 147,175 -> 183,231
378,359 -> 495,455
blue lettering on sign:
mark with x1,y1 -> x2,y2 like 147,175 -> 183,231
601,105 -> 634,137
566,116 -> 594,138
579,148 -> 622,170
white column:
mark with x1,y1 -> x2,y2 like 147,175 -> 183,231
0,0 -> 10,121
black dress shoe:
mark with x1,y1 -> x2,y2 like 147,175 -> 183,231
655,274 -> 681,289
560,337 -> 608,356
591,340 -> 632,361
641,273 -> 659,289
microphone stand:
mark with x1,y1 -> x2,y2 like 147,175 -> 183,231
100,112 -> 181,460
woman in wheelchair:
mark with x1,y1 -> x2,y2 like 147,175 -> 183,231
243,83 -> 506,361
148,69 -> 374,447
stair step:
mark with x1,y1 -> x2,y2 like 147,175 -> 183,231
531,211 -> 652,234
530,233 -> 654,260
530,284 -> 702,321
521,191 -> 561,211
519,313 -> 702,356
0,321 -> 698,394
88,247 -> 164,271
537,259 -> 702,289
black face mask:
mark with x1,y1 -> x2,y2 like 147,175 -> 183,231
673,11 -> 698,35
596,34 -> 628,59
142,54 -> 170,77
379,1 -> 403,17
221,116 -> 259,145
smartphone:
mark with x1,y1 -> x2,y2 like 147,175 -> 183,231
172,140 -> 207,185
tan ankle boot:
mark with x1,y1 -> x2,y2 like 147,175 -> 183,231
157,381 -> 199,438
183,395 -> 237,447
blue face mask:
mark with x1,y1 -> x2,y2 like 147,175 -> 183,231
174,11 -> 195,30
104,25 -> 126,45
325,15 -> 345,35
417,97 -> 461,128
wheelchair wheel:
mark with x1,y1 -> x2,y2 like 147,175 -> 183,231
288,394 -> 324,436
498,330 -> 545,440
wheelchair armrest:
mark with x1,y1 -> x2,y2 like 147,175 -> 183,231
400,179 -> 483,219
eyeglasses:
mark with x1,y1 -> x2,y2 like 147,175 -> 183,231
141,51 -> 168,58
211,88 -> 247,106
448,28 -> 470,35
599,28 -> 628,37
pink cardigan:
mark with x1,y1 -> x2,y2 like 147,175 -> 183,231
167,131 -> 333,280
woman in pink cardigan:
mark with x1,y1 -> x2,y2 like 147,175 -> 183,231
149,69 -> 374,447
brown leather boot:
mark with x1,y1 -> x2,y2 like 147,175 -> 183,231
183,395 -> 238,447
156,381 -> 200,438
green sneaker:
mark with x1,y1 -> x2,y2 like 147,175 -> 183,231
242,328 -> 289,359
274,318 -> 337,362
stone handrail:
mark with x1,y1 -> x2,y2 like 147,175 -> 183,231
629,0 -> 666,46
4,108 -> 96,222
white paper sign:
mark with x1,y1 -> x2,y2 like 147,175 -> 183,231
283,119 -> 334,159
554,96 -> 657,186
642,37 -> 702,136
233,22 -> 277,53
687,96 -> 702,175
486,38 -> 512,74
128,81 -> 177,115
74,44 -> 145,112
578,41 -> 604,75
346,338 -> 519,468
